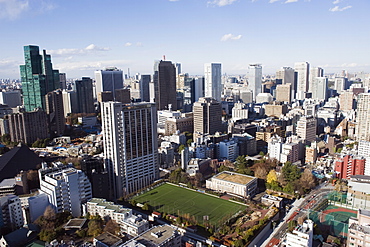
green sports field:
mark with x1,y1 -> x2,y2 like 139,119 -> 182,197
133,183 -> 245,225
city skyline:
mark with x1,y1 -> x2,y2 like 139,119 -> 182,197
0,0 -> 369,79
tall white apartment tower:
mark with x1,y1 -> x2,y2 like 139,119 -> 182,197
309,67 -> 323,92
204,63 -> 222,102
95,67 -> 124,99
248,64 -> 262,101
356,93 -> 370,141
101,102 -> 159,199
311,77 -> 328,101
294,62 -> 310,100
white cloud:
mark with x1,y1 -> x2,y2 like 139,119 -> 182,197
285,0 -> 298,3
49,44 -> 110,56
136,42 -> 143,47
124,42 -> 132,47
332,0 -> 341,4
221,34 -> 242,41
269,0 -> 281,3
208,0 -> 237,7
0,0 -> 56,20
0,0 -> 29,20
329,5 -> 352,12
55,59 -> 131,72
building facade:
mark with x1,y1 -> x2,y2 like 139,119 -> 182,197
193,97 -> 222,138
20,45 -> 60,112
356,93 -> 370,141
153,60 -> 177,111
206,171 -> 257,198
45,89 -> 65,137
294,62 -> 310,100
204,63 -> 222,102
101,102 -> 159,199
347,209 -> 370,247
39,165 -> 92,217
248,64 -> 262,101
95,67 -> 124,100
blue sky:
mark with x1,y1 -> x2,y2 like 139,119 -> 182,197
0,0 -> 369,79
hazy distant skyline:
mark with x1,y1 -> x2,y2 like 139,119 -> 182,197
0,0 -> 369,79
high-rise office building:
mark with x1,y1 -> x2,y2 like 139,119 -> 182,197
95,67 -> 124,99
153,60 -> 177,111
294,62 -> 310,100
311,77 -> 328,101
20,45 -> 60,112
194,77 -> 204,102
204,63 -> 222,102
45,89 -> 65,137
309,67 -> 323,92
248,64 -> 262,101
276,67 -> 295,85
59,73 -> 67,90
276,84 -> 292,103
0,90 -> 22,108
296,116 -> 316,144
62,90 -> 78,116
334,77 -> 349,94
193,97 -> 222,137
139,75 -> 151,102
75,77 -> 95,114
356,93 -> 370,141
6,109 -> 49,144
101,102 -> 159,199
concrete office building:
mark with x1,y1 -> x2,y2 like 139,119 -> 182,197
0,91 -> 22,108
101,102 -> 159,199
193,97 -> 222,138
95,67 -> 124,99
74,77 -> 95,114
355,93 -> 370,141
153,60 -> 177,111
248,64 -> 262,101
139,74 -> 151,102
311,77 -> 328,101
294,62 -> 310,100
204,63 -> 222,102
276,84 -> 292,103
6,108 -> 49,144
347,209 -> 370,247
309,67 -> 323,92
296,116 -> 316,144
45,89 -> 65,137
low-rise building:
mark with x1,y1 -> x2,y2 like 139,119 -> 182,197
206,171 -> 257,198
347,175 -> 370,210
261,194 -> 283,208
347,209 -> 370,247
122,224 -> 181,247
86,198 -> 149,236
284,219 -> 314,247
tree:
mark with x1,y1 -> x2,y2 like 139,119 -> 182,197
283,182 -> 294,193
266,170 -> 278,184
88,219 -> 103,237
282,162 -> 301,182
235,155 -> 247,170
142,203 -> 152,212
254,165 -> 268,179
104,219 -> 120,235
299,169 -> 316,191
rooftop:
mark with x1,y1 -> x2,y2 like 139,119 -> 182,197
63,218 -> 87,229
124,225 -> 178,247
89,198 -> 131,214
214,171 -> 255,185
0,178 -> 16,188
95,232 -> 122,246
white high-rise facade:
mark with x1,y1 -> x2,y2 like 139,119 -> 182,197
294,62 -> 310,100
296,116 -> 317,144
356,93 -> 370,141
311,77 -> 328,100
309,67 -> 323,92
248,64 -> 262,101
102,102 -> 159,199
204,63 -> 222,102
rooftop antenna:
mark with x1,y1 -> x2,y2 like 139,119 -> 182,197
163,55 -> 166,61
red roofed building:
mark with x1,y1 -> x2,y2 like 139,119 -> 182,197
335,155 -> 365,179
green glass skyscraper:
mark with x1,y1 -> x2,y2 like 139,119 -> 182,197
20,45 -> 60,112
